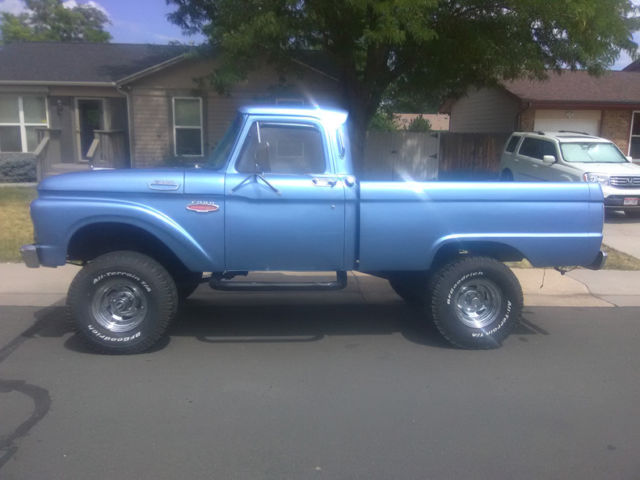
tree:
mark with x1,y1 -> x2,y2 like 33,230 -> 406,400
405,115 -> 432,133
1,0 -> 111,44
167,0 -> 638,164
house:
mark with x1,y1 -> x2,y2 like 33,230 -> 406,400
394,113 -> 450,131
0,42 -> 341,179
440,70 -> 640,160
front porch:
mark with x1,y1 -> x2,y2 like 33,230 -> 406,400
35,126 -> 129,179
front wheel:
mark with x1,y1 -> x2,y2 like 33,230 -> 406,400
430,256 -> 522,349
67,251 -> 178,354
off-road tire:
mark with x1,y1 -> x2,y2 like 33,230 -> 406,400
430,256 -> 522,349
67,251 -> 178,354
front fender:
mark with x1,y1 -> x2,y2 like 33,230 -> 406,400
31,196 -> 216,270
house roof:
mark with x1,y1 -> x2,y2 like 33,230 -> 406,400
623,59 -> 640,72
0,42 -> 191,85
501,70 -> 640,105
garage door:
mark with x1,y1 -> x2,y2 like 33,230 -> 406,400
534,110 -> 601,135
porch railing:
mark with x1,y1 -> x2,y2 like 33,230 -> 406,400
87,130 -> 128,169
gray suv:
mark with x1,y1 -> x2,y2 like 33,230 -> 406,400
500,131 -> 640,214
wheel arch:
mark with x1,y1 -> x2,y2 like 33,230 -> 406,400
430,239 -> 526,270
67,219 -> 210,275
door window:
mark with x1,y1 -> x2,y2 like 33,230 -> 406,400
518,138 -> 556,160
236,122 -> 325,174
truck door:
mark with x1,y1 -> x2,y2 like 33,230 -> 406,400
224,118 -> 345,271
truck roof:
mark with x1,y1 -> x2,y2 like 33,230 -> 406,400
238,105 -> 349,126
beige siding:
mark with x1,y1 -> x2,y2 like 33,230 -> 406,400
128,58 -> 341,166
449,87 -> 520,133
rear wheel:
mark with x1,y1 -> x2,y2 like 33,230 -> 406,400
67,251 -> 178,354
429,256 -> 522,349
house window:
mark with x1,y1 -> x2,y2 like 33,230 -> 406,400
0,95 -> 48,152
173,97 -> 203,156
630,111 -> 640,160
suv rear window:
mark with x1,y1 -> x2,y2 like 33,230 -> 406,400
518,138 -> 556,160
505,135 -> 521,153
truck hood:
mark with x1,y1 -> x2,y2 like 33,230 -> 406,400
38,168 -> 186,194
568,162 -> 640,175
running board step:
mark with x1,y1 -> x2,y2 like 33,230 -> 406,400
210,271 -> 348,291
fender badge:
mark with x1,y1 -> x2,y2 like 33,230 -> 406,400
186,201 -> 220,213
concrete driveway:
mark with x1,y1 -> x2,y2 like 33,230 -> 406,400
604,211 -> 640,259
1,265 -> 640,479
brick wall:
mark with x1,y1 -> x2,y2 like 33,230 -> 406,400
600,110 -> 632,155
130,90 -> 171,167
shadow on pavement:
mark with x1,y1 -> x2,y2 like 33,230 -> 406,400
0,301 -> 553,358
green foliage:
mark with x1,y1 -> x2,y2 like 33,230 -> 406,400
0,156 -> 37,183
405,115 -> 431,133
167,0 -> 639,160
368,110 -> 398,132
1,0 -> 111,44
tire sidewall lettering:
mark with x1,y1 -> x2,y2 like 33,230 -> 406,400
91,271 -> 152,293
447,271 -> 484,305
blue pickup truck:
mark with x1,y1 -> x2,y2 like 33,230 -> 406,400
21,106 -> 606,353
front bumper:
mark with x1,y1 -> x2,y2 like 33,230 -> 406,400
602,186 -> 640,208
586,250 -> 607,270
20,244 -> 40,268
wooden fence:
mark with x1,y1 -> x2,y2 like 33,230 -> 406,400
438,132 -> 510,179
362,131 -> 439,181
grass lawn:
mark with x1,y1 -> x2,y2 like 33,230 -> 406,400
0,186 -> 37,262
1,185 -> 639,271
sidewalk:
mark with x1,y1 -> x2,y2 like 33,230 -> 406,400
1,263 -> 640,307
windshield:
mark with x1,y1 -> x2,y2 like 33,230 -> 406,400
560,142 -> 627,163
207,114 -> 244,169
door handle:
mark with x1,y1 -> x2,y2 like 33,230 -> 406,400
312,177 -> 338,187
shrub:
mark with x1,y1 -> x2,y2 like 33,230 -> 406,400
0,155 -> 37,183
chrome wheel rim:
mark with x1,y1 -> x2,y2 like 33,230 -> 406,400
91,279 -> 147,333
452,278 -> 502,328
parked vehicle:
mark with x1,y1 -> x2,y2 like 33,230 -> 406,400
22,107 -> 606,353
500,131 -> 640,214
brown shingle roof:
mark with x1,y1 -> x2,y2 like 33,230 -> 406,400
502,70 -> 640,105
0,42 -> 191,84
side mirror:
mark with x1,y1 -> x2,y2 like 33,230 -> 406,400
626,155 -> 634,163
542,155 -> 556,165
254,142 -> 270,173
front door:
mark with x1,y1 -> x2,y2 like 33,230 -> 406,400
77,99 -> 103,161
225,119 -> 345,271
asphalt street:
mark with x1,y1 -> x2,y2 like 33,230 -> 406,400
1,289 -> 639,479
